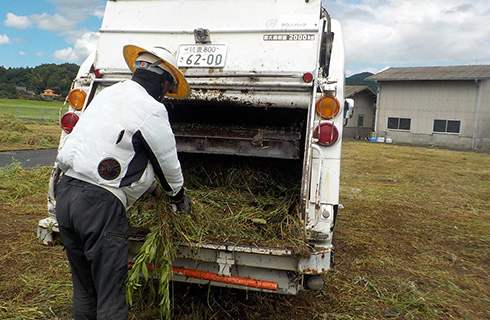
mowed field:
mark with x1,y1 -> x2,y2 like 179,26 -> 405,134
0,117 -> 489,319
0,98 -> 62,108
0,114 -> 60,151
0,98 -> 62,122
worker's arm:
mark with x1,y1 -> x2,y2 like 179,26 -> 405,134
136,121 -> 191,214
136,107 -> 184,198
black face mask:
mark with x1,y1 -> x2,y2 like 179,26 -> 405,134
132,68 -> 173,101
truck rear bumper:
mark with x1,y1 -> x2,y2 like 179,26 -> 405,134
38,219 -> 332,294
128,240 -> 333,294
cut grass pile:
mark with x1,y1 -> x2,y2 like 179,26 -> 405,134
0,114 -> 60,150
125,156 -> 307,318
0,140 -> 489,319
128,154 -> 308,254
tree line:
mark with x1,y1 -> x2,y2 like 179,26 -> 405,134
0,63 -> 79,100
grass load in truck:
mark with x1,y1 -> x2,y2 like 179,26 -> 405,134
38,0 -> 353,295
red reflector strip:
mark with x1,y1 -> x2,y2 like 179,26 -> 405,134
128,263 -> 278,291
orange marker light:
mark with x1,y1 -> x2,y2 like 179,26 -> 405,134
315,95 -> 340,119
67,89 -> 87,111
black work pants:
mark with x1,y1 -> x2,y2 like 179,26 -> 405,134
56,176 -> 129,320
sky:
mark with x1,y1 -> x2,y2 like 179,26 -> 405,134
0,0 -> 104,68
1,0 -> 489,76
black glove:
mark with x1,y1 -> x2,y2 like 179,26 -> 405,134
170,191 -> 191,214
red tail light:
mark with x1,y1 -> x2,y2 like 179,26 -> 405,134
313,122 -> 339,146
302,72 -> 314,83
60,112 -> 79,134
94,69 -> 104,78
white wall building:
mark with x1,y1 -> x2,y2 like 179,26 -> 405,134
343,86 -> 376,140
367,65 -> 490,150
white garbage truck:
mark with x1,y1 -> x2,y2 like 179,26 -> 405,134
38,0 -> 352,295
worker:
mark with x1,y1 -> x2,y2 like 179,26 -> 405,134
55,45 -> 191,319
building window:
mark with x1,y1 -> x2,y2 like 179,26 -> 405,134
433,119 -> 461,134
357,114 -> 364,127
387,117 -> 411,130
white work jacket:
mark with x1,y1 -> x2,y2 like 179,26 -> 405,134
57,80 -> 184,208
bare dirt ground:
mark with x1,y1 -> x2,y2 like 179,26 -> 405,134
1,141 -> 489,319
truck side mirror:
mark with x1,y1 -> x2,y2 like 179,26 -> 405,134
344,98 -> 354,119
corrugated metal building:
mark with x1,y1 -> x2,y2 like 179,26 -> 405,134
343,86 -> 376,139
367,65 -> 490,149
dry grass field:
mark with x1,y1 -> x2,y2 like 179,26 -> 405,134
0,114 -> 60,151
0,118 -> 489,319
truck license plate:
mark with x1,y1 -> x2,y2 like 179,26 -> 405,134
178,44 -> 227,68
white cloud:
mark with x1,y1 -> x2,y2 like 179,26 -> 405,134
53,31 -> 99,63
0,34 -> 10,44
324,0 -> 490,71
50,0 -> 105,21
18,51 -> 26,56
33,13 -> 76,34
6,12 -> 77,35
5,0 -> 105,34
92,6 -> 106,19
3,0 -> 105,66
4,13 -> 33,29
